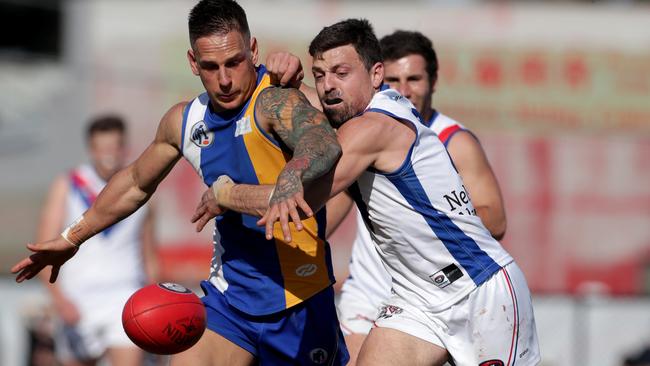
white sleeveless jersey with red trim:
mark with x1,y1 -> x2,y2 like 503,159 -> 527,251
57,164 -> 148,305
347,89 -> 512,312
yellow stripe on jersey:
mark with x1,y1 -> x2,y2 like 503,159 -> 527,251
241,73 -> 331,308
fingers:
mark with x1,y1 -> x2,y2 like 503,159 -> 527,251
16,263 -> 45,283
50,265 -> 60,283
26,242 -> 40,252
295,196 -> 313,218
192,197 -> 206,223
281,60 -> 300,86
15,269 -> 30,283
257,215 -> 266,227
11,256 -> 34,274
195,213 -> 211,233
264,207 -> 278,240
267,53 -> 284,86
279,203 -> 292,242
287,202 -> 303,231
191,203 -> 205,223
267,52 -> 304,87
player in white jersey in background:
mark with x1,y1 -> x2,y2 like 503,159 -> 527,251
335,30 -> 508,364
35,115 -> 158,366
196,19 -> 540,365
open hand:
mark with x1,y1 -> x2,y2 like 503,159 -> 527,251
11,237 -> 78,283
191,176 -> 231,232
257,170 -> 313,242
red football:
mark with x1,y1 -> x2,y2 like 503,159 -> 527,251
122,283 -> 206,355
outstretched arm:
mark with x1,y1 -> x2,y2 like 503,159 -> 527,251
12,103 -> 185,283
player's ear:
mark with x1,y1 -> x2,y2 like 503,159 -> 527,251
187,49 -> 200,76
430,75 -> 437,94
250,37 -> 259,65
370,62 -> 384,89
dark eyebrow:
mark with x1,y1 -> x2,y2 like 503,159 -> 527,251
199,52 -> 246,68
199,60 -> 218,68
312,63 -> 349,74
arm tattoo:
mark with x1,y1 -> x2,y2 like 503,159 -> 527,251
257,87 -> 341,203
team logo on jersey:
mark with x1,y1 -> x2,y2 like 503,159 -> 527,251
377,304 -> 403,320
309,348 -> 328,364
430,264 -> 464,289
190,120 -> 214,148
158,282 -> 192,294
296,263 -> 318,277
234,116 -> 252,137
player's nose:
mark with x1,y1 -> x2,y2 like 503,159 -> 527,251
398,83 -> 411,98
217,69 -> 232,88
323,74 -> 336,92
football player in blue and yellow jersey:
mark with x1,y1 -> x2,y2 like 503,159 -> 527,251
12,1 -> 349,365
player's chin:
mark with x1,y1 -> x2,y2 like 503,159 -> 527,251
324,107 -> 351,128
214,93 -> 243,110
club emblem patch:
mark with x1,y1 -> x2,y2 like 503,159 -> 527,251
190,120 -> 214,148
309,348 -> 328,364
377,305 -> 403,320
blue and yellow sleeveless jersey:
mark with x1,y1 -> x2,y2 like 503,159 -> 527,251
180,65 -> 334,316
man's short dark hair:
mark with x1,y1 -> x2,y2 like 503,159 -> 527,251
380,31 -> 438,83
188,0 -> 250,46
86,114 -> 126,141
309,19 -> 382,71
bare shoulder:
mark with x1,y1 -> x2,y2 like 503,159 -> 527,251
340,111 -> 410,142
336,113 -> 387,148
446,130 -> 488,160
157,101 -> 189,148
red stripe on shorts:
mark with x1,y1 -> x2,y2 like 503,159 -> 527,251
502,268 -> 519,366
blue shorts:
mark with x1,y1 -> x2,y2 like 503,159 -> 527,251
201,281 -> 349,365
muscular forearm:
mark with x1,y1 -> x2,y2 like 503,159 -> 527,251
218,183 -> 274,217
288,124 -> 341,183
271,125 -> 340,205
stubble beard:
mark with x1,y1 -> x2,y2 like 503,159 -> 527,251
324,104 -> 358,129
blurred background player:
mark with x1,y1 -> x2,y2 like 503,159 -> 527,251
35,115 -> 158,366
333,30 -> 507,364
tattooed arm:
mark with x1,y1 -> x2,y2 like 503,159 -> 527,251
257,86 -> 340,183
191,87 -> 341,231
258,87 -> 341,234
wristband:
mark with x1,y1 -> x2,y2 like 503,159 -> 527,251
60,215 -> 95,248
60,232 -> 79,248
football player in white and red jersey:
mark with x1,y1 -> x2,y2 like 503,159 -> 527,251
333,30 -> 509,364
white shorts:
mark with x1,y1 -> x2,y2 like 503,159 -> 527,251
337,286 -> 381,336
55,289 -> 137,362
374,262 -> 541,366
